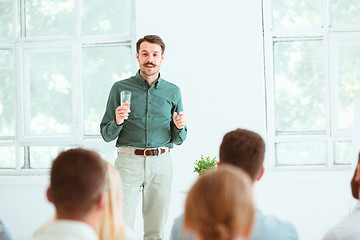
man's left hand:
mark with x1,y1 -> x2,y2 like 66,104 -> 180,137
173,112 -> 187,129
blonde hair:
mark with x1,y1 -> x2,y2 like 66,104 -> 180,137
97,162 -> 125,240
184,165 -> 255,240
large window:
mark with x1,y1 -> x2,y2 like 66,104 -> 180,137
263,0 -> 360,168
0,0 -> 133,173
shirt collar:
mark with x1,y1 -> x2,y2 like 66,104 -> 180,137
135,70 -> 163,89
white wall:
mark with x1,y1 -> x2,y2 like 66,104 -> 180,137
0,177 -> 53,239
0,0 -> 356,239
134,0 -> 267,184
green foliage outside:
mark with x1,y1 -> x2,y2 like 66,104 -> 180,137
0,0 -> 132,168
193,155 -> 218,175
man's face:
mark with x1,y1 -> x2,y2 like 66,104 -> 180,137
136,41 -> 164,78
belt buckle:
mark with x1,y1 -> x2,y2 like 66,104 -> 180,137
144,149 -> 151,157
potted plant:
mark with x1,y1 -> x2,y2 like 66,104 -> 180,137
193,155 -> 218,175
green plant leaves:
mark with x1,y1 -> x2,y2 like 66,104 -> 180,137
193,155 -> 218,175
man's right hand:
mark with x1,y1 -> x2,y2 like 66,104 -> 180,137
115,105 -> 131,125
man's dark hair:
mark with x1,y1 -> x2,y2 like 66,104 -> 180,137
49,148 -> 107,218
219,128 -> 265,181
136,35 -> 165,55
351,152 -> 360,200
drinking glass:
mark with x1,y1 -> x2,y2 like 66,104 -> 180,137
120,90 -> 131,109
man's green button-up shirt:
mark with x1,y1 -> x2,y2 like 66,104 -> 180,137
100,71 -> 187,148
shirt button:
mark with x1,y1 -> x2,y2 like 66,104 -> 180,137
148,116 -> 150,118
147,143 -> 150,146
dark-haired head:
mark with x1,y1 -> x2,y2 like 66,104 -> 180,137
48,148 -> 107,219
220,128 -> 265,181
351,152 -> 360,200
136,35 -> 165,55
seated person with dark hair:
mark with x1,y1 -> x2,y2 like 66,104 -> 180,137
32,148 -> 107,240
171,128 -> 298,240
322,153 -> 360,240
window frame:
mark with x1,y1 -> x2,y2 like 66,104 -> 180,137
263,0 -> 360,170
0,0 -> 135,174
16,41 -> 79,143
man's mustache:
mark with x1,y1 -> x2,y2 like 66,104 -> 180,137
144,63 -> 157,67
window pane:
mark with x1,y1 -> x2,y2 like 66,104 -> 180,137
334,141 -> 352,165
84,141 -> 117,164
82,46 -> 131,135
0,146 -> 16,168
27,50 -> 73,135
332,0 -> 360,27
274,41 -> 326,132
30,146 -> 71,168
0,49 -> 15,136
272,0 -> 322,29
0,1 -> 12,38
26,0 -> 75,37
336,42 -> 360,130
276,142 -> 327,165
81,0 -> 131,36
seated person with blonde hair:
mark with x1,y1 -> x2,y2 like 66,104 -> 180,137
184,165 -> 255,240
97,162 -> 137,240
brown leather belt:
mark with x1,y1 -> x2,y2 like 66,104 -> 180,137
134,148 -> 167,157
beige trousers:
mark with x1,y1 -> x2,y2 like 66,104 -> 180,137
115,147 -> 173,240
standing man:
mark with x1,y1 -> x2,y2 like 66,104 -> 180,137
100,35 -> 187,240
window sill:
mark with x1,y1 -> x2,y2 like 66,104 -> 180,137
0,169 -> 50,179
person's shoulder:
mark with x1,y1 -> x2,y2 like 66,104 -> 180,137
251,211 -> 298,240
160,78 -> 180,90
115,76 -> 136,86
109,76 -> 137,91
31,220 -> 98,240
322,229 -> 338,240
322,210 -> 360,240
0,219 -> 13,240
170,214 -> 195,240
258,211 -> 296,229
124,226 -> 138,240
174,214 -> 184,223
171,214 -> 184,232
